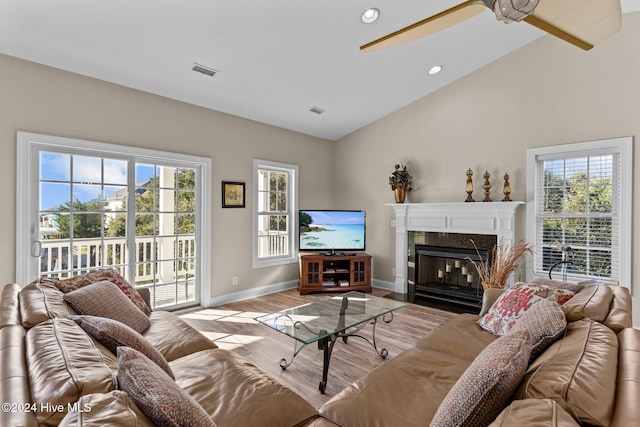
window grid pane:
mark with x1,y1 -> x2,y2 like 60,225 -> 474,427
537,154 -> 618,280
256,166 -> 291,259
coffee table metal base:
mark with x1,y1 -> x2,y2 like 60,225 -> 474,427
279,312 -> 394,394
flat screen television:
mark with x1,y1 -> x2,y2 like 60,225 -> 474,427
299,210 -> 366,254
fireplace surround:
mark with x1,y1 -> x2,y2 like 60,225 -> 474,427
388,202 -> 524,309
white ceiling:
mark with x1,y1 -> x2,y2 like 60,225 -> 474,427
1,0 -> 639,141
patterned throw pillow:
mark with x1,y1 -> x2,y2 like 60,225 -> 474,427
509,298 -> 567,361
57,268 -> 152,315
64,281 -> 151,333
477,282 -> 575,336
117,347 -> 217,427
430,330 -> 532,427
72,315 -> 173,378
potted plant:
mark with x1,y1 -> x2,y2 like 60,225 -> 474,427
468,240 -> 533,289
389,164 -> 413,203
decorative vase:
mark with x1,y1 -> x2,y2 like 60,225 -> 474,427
395,188 -> 406,203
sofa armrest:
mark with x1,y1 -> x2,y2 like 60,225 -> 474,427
138,287 -> 152,312
611,327 -> 640,427
0,283 -> 21,328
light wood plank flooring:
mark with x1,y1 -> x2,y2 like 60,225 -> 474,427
180,288 -> 456,409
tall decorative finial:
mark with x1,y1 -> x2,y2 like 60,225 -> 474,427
482,170 -> 492,202
465,168 -> 475,202
502,172 -> 512,202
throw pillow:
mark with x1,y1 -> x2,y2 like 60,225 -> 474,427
57,268 -> 152,315
72,315 -> 174,378
477,282 -> 575,336
509,298 -> 567,361
117,347 -> 216,427
430,330 -> 532,427
64,280 -> 151,333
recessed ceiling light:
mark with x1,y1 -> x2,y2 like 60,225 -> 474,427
428,65 -> 443,75
361,8 -> 380,24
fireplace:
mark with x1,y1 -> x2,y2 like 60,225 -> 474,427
408,232 -> 496,310
388,202 -> 524,312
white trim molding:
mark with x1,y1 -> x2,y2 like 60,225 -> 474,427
387,202 -> 524,294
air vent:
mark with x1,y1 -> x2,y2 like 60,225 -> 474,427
309,106 -> 326,115
191,63 -> 218,77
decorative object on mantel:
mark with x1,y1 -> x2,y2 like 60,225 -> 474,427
468,240 -> 532,290
502,173 -> 512,202
389,163 -> 413,203
465,168 -> 475,202
482,171 -> 492,202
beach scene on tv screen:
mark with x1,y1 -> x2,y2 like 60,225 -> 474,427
299,211 -> 365,250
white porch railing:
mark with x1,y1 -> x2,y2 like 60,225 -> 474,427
40,236 -> 196,307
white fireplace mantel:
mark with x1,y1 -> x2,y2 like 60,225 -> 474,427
387,202 -> 524,294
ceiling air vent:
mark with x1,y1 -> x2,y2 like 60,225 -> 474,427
191,63 -> 218,77
309,106 -> 326,115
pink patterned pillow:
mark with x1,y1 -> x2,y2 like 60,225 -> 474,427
478,282 -> 575,336
57,268 -> 151,315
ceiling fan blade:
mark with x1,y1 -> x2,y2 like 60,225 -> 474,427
360,0 -> 487,52
523,0 -> 621,50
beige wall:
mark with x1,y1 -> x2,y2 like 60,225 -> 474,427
334,13 -> 640,328
0,53 -> 334,300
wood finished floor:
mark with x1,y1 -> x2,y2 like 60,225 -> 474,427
180,288 -> 456,409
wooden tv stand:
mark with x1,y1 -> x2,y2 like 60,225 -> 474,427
298,252 -> 372,295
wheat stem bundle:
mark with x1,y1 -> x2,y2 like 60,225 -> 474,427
468,240 -> 533,290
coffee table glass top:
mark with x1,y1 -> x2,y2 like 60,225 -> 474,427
255,291 -> 406,345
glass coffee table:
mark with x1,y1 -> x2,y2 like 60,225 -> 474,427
255,291 -> 406,394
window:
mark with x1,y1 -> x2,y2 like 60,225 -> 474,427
526,137 -> 632,288
253,159 -> 298,268
17,132 -> 212,310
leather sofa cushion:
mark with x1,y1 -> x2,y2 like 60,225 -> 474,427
143,310 -> 217,361
0,283 -> 21,327
603,285 -> 632,333
489,399 -> 580,427
58,391 -> 155,427
319,347 -> 472,427
19,278 -> 71,328
515,319 -> 618,427
171,348 -> 316,427
612,328 -> 640,427
561,284 -> 613,323
415,313 -> 497,361
0,326 -> 39,427
26,318 -> 117,426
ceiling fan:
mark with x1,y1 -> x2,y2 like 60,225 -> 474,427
360,0 -> 622,52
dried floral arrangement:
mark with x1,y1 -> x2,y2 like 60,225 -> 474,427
468,240 -> 533,289
389,164 -> 413,191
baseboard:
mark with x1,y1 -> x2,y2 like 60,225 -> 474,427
372,279 -> 396,292
206,280 -> 298,307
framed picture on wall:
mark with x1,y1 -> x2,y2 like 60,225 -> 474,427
222,181 -> 245,208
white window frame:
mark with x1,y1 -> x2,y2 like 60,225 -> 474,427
252,159 -> 298,268
16,132 -> 212,306
526,136 -> 633,291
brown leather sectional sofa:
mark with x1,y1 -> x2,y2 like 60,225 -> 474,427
0,280 -> 317,427
312,282 -> 640,427
1,277 -> 638,426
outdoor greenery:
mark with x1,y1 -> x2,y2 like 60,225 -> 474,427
542,169 -> 613,277
54,169 -> 196,239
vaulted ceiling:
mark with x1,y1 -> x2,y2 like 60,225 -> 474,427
1,0 -> 638,140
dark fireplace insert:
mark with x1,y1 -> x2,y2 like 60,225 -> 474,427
407,232 -> 496,312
